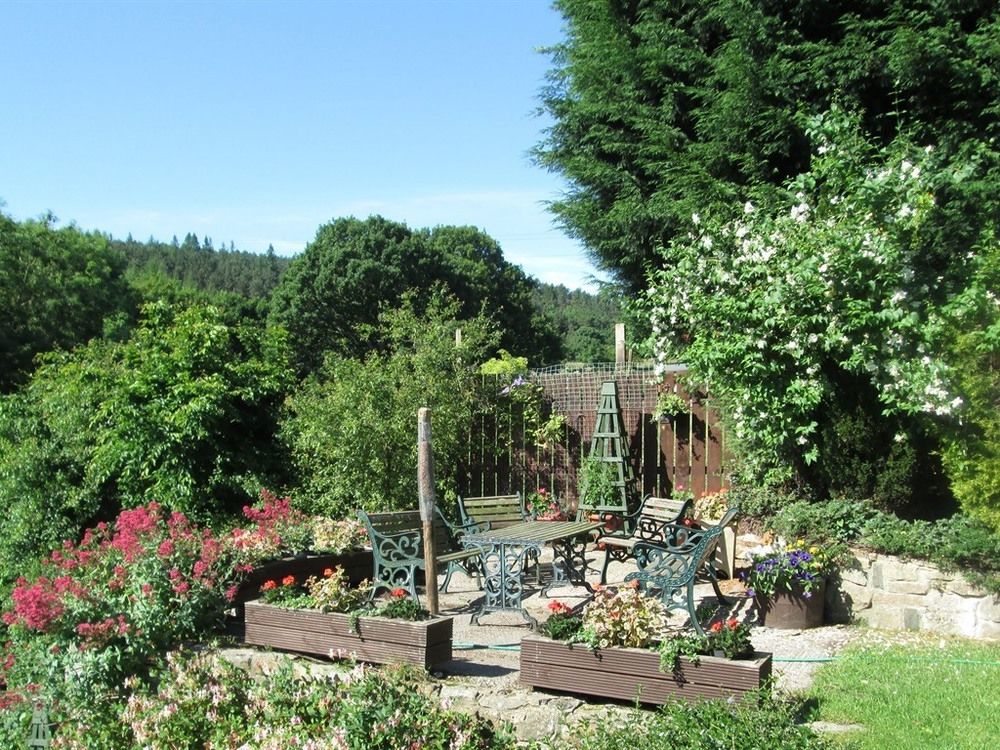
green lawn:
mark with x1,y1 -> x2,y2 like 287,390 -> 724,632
809,639 -> 1000,749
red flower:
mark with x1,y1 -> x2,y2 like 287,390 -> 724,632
323,568 -> 334,578
261,580 -> 278,591
391,588 -> 407,598
548,600 -> 571,615
727,618 -> 740,630
282,575 -> 296,587
710,621 -> 723,633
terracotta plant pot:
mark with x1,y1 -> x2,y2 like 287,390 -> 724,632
244,600 -> 453,669
519,635 -> 772,705
756,579 -> 826,629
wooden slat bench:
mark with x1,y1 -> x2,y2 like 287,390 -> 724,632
357,509 -> 485,602
457,493 -> 526,529
596,495 -> 692,583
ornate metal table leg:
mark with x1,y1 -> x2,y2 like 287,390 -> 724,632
470,541 -> 539,628
544,536 -> 596,597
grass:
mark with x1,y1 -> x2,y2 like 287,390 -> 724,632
808,638 -> 1000,749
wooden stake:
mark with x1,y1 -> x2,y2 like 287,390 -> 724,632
615,323 -> 626,365
417,407 -> 439,614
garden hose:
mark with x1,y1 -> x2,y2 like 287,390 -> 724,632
449,646 -> 1000,665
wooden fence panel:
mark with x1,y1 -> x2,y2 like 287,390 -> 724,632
461,367 -> 727,508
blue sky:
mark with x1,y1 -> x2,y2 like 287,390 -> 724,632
1,0 -> 603,290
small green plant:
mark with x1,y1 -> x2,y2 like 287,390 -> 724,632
651,390 -> 688,421
525,487 -> 569,521
310,516 -> 368,554
540,600 -> 583,640
579,582 -> 669,649
579,456 -> 620,510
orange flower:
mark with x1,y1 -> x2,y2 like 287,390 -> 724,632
391,587 -> 407,598
323,568 -> 334,578
727,618 -> 740,629
710,621 -> 723,633
282,575 -> 296,587
260,580 -> 277,591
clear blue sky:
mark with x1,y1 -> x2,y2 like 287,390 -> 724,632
1,0 -> 604,290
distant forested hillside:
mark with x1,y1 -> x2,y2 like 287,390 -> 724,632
111,234 -> 291,300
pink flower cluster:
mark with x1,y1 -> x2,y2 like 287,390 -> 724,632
2,502 -> 229,642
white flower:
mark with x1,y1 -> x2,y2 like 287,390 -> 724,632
744,201 -> 755,214
701,235 -> 713,250
692,213 -> 701,225
790,202 -> 810,222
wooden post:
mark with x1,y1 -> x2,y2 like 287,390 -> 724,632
417,407 -> 439,614
615,323 -> 626,365
454,328 -> 462,346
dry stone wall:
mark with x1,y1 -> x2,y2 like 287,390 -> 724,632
828,549 -> 1000,640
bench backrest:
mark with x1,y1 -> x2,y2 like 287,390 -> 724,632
458,493 -> 525,529
359,509 -> 456,553
633,495 -> 691,541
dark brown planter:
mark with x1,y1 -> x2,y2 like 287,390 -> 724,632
519,635 -> 772,705
226,550 -> 374,638
756,579 -> 826,629
244,600 -> 452,669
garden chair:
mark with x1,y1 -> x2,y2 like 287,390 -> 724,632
595,494 -> 693,583
624,508 -> 738,636
357,508 -> 486,602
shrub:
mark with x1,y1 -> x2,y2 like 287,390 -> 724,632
0,503 -> 236,703
48,650 -> 515,750
559,690 -> 835,750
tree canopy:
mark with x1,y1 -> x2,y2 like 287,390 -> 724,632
270,216 -> 561,375
536,0 -> 1000,291
0,211 -> 131,391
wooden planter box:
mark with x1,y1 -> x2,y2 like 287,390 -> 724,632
235,549 -> 373,605
244,601 -> 452,669
520,635 -> 771,705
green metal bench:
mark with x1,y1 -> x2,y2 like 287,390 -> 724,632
457,493 -> 526,529
623,506 -> 740,636
357,508 -> 485,602
595,495 -> 693,583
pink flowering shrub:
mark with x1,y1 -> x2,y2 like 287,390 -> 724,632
0,502 -> 236,701
226,488 -> 315,564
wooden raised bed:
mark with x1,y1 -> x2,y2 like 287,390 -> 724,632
244,600 -> 453,669
520,635 -> 771,704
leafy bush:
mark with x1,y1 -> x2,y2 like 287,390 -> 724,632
281,292 -> 500,516
558,690 -> 835,750
0,503 -> 236,704
47,650 -> 514,750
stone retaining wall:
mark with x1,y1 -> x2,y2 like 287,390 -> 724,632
827,549 -> 1000,639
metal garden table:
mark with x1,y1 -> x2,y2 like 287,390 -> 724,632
461,519 -> 603,628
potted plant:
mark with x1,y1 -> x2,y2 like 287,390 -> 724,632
524,487 -> 568,521
742,540 -> 844,628
244,567 -> 452,669
519,584 -> 771,704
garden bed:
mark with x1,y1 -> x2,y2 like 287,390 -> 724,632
519,634 -> 771,704
243,600 -> 453,669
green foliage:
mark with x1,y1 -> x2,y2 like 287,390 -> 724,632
281,292 -> 500,516
578,456 -> 619,510
112,233 -> 289,302
0,304 -> 293,584
939,240 -> 1000,531
48,652 -> 514,750
810,641 -> 1000,750
645,109 -> 994,498
0,211 -> 132,391
270,216 -> 558,375
531,283 -> 622,362
537,0 -> 1000,291
558,690 -> 835,750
